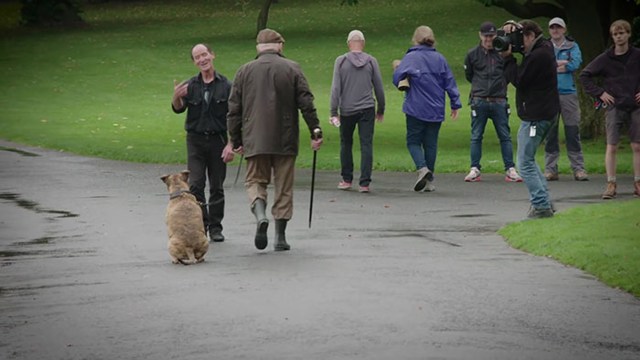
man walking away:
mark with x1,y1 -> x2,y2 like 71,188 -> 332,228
227,29 -> 323,251
330,29 -> 385,193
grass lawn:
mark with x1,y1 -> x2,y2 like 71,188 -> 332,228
1,0 -> 638,297
0,0 -> 633,174
499,200 -> 640,297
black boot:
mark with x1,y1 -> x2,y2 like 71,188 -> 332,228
274,219 -> 290,251
251,199 -> 268,250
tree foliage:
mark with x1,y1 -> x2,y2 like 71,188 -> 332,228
20,0 -> 84,27
257,0 -> 358,34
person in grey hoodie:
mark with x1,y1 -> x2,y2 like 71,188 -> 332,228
330,29 -> 385,193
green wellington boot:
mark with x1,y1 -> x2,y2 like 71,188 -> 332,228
274,219 -> 290,251
252,199 -> 269,250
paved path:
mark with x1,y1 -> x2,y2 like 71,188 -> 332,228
1,140 -> 639,360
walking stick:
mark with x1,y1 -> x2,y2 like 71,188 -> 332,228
308,129 -> 322,228
233,154 -> 244,187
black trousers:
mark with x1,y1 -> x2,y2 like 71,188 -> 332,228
186,132 -> 227,234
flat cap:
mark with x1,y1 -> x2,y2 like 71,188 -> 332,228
256,28 -> 285,44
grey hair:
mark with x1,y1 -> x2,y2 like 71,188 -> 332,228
256,43 -> 282,53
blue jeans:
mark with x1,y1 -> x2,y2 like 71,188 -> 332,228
470,98 -> 515,170
406,115 -> 442,172
340,108 -> 375,186
516,118 -> 555,209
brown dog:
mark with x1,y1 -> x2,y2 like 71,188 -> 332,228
160,170 -> 209,265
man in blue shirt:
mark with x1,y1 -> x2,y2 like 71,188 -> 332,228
544,17 -> 589,182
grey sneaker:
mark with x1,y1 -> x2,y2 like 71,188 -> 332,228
527,206 -> 554,219
414,167 -> 433,192
209,231 -> 225,242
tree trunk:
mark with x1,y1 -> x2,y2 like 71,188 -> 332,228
257,0 -> 274,35
562,0 -> 606,139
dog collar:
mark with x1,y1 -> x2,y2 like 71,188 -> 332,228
169,189 -> 191,200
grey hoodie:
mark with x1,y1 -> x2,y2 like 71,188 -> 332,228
330,51 -> 385,117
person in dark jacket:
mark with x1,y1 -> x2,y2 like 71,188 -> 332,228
463,21 -> 522,183
172,43 -> 235,242
580,19 -> 640,199
392,25 -> 461,192
227,29 -> 323,251
330,29 -> 385,193
502,20 -> 560,219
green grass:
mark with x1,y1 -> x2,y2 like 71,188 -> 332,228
499,200 -> 640,297
0,0 -> 633,173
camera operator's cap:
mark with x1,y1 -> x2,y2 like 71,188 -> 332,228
480,21 -> 497,35
347,30 -> 365,42
548,17 -> 566,28
257,28 -> 285,44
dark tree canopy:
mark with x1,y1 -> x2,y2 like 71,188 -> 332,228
20,0 -> 84,27
478,0 -> 639,61
257,0 -> 359,34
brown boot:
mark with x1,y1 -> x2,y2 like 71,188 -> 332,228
602,181 -> 617,200
634,180 -> 640,197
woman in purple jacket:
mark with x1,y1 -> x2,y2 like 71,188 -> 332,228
393,26 -> 462,192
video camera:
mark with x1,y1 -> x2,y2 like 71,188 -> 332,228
493,21 -> 525,53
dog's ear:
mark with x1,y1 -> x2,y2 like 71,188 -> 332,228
180,170 -> 190,182
160,174 -> 169,184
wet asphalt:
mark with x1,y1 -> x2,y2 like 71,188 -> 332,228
1,139 -> 639,360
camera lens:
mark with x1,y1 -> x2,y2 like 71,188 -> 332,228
492,36 -> 510,52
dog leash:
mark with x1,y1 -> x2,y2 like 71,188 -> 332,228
169,189 -> 215,207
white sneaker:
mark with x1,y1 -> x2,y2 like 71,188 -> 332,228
505,167 -> 523,182
414,167 -> 433,192
464,167 -> 481,182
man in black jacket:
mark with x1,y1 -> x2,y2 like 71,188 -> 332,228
580,19 -> 640,199
501,20 -> 560,218
172,43 -> 235,242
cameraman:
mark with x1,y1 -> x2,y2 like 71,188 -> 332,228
501,20 -> 560,219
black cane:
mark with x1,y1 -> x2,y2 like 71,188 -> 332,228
309,128 -> 322,228
233,154 -> 244,187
